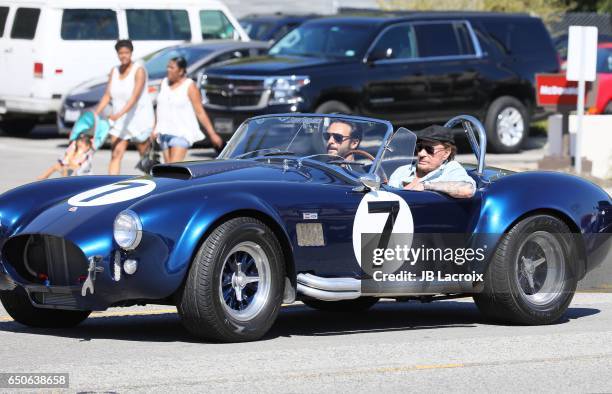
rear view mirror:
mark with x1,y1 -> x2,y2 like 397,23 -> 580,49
367,47 -> 393,63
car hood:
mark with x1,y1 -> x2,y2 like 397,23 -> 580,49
14,160 -> 341,240
205,55 -> 353,75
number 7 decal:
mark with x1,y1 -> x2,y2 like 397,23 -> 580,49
353,190 -> 414,267
368,201 -> 400,250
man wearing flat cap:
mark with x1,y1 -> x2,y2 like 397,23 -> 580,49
388,125 -> 476,198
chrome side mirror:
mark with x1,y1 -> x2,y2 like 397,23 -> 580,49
358,173 -> 381,191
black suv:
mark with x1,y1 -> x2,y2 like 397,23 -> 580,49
202,12 -> 559,152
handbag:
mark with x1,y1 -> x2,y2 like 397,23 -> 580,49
135,141 -> 161,174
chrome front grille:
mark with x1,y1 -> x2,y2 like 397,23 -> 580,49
203,75 -> 268,109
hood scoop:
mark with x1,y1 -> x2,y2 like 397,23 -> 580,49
151,160 -> 259,180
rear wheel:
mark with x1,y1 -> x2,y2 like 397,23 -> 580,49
485,96 -> 529,153
178,217 -> 285,342
0,287 -> 90,328
302,297 -> 378,312
474,215 -> 578,325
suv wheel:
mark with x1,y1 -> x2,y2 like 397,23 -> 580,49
315,100 -> 352,114
485,96 -> 529,153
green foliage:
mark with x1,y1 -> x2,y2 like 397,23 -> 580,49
376,0 -> 577,23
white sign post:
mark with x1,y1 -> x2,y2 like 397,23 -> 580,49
566,26 -> 598,174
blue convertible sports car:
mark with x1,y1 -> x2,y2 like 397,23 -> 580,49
0,114 -> 610,342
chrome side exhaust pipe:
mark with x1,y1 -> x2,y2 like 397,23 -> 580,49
296,273 -> 361,301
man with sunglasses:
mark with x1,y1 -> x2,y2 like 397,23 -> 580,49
324,120 -> 362,161
388,125 -> 476,199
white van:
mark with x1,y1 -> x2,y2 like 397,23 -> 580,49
0,0 -> 248,134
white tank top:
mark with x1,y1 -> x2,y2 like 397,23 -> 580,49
109,62 -> 154,137
155,78 -> 203,146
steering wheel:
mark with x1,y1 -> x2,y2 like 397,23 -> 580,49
343,149 -> 388,184
342,149 -> 375,162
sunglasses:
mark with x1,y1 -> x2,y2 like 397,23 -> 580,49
416,142 -> 445,155
323,132 -> 352,144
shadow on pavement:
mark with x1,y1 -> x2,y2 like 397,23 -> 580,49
0,301 -> 600,344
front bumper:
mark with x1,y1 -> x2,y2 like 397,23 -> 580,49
0,95 -> 61,117
1,232 -> 178,311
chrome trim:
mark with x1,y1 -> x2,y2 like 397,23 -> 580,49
203,74 -> 269,110
297,273 -> 361,301
444,115 -> 487,175
363,20 -> 484,64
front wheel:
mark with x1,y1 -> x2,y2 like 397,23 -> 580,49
0,287 -> 91,328
315,100 -> 352,114
178,217 -> 285,342
0,119 -> 37,136
474,215 -> 578,325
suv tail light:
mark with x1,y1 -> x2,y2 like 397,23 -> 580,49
34,62 -> 43,78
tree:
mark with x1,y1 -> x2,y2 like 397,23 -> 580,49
376,0 -> 574,23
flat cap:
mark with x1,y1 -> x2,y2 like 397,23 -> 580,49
415,125 -> 455,144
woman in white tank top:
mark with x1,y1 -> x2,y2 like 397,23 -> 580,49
153,56 -> 224,163
94,40 -> 154,174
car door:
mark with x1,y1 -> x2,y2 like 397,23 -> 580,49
412,20 -> 486,122
362,23 -> 428,125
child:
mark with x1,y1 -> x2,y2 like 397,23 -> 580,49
38,133 -> 94,180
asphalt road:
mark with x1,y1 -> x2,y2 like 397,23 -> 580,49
1,295 -> 611,392
0,125 -> 611,392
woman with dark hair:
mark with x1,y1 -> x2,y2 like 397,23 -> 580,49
153,56 -> 224,163
94,39 -> 154,174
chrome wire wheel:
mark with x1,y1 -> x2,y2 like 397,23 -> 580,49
219,241 -> 271,322
514,231 -> 566,307
496,106 -> 525,147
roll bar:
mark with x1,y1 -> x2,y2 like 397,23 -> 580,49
444,115 -> 487,175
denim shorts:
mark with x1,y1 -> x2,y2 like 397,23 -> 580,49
158,134 -> 190,150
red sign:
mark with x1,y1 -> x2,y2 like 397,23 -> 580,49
536,73 -> 592,108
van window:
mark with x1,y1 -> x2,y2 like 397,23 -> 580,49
0,7 -> 8,37
414,23 -> 464,57
127,9 -> 191,40
371,24 -> 417,60
61,9 -> 118,40
200,10 -> 235,39
10,8 -> 40,39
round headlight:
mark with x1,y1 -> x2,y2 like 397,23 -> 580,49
113,210 -> 142,250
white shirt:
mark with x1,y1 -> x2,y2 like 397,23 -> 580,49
155,78 -> 203,146
109,62 -> 154,138
388,160 -> 477,189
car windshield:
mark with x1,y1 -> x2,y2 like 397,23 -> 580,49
241,20 -> 275,41
145,46 -> 214,79
597,47 -> 612,73
220,115 -> 393,176
268,23 -> 375,59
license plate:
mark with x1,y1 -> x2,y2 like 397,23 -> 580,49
64,109 -> 81,122
214,118 -> 234,135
